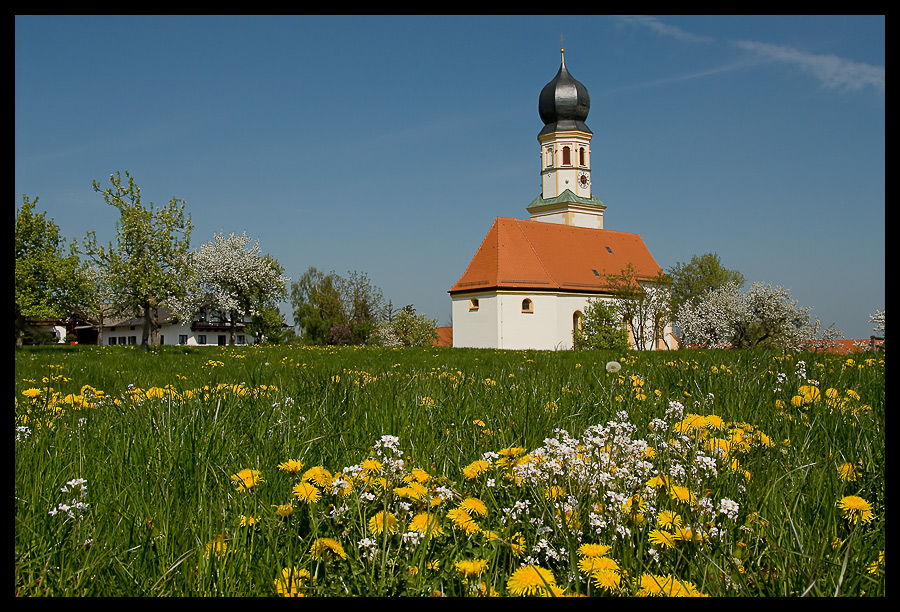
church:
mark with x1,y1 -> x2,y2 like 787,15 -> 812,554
449,50 -> 675,351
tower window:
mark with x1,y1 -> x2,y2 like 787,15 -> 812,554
521,298 -> 533,313
469,298 -> 479,311
573,310 -> 584,331
562,146 -> 571,165
545,146 -> 554,167
579,147 -> 585,166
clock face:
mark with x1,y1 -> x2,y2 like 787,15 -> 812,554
578,172 -> 590,188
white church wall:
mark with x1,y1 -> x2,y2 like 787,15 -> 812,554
451,293 -> 499,348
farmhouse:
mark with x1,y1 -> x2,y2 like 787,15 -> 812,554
97,307 -> 255,347
450,50 -> 675,350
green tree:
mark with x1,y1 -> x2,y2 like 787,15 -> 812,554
245,305 -> 294,345
81,171 -> 192,348
291,267 -> 345,344
290,268 -> 386,345
667,253 -> 744,314
15,195 -> 92,346
573,297 -> 630,351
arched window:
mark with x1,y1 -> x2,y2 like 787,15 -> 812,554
562,146 -> 571,165
521,298 -> 533,313
545,146 -> 554,167
579,147 -> 585,166
573,310 -> 583,331
469,298 -> 479,311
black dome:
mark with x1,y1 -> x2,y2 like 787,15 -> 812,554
538,50 -> 591,136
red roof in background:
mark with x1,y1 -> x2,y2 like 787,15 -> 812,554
449,217 -> 662,294
433,326 -> 453,347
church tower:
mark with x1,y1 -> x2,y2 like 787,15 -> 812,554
527,49 -> 607,229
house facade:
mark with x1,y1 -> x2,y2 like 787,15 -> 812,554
450,50 -> 675,351
99,308 -> 254,347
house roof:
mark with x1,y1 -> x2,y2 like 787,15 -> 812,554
449,217 -> 662,295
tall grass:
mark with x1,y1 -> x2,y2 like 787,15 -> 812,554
15,344 -> 884,596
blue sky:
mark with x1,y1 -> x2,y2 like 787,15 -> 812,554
15,15 -> 884,339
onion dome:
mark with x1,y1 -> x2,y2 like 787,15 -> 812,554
538,49 -> 591,136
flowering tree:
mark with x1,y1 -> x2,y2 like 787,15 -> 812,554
676,281 -> 824,350
170,232 -> 289,345
606,265 -> 674,350
370,305 -> 438,347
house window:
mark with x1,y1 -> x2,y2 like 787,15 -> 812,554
198,335 -> 207,345
108,337 -> 116,345
159,335 -> 165,346
178,335 -> 188,345
469,298 -> 480,311
237,335 -> 245,345
128,336 -> 137,345
562,146 -> 571,165
218,335 -> 227,346
522,298 -> 534,313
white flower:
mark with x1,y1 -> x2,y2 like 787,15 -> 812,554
605,361 -> 622,374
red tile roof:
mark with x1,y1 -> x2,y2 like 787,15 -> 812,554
449,217 -> 662,294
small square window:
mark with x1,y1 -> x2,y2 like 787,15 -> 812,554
469,298 -> 480,311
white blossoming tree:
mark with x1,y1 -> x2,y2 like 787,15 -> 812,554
676,281 -> 826,350
170,232 -> 290,345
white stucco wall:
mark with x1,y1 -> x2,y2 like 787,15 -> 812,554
453,291 -> 608,350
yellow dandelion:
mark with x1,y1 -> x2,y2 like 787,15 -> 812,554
459,497 -> 488,517
21,388 -> 43,399
277,459 -> 304,474
359,458 -> 382,475
590,568 -> 622,592
656,510 -> 682,530
648,529 -> 677,549
506,565 -> 557,596
409,468 -> 431,483
837,462 -> 858,482
577,542 -> 611,558
447,507 -> 479,534
368,510 -> 398,535
274,503 -> 294,518
292,481 -> 321,503
302,465 -> 333,488
838,495 -> 874,524
577,555 -> 619,574
668,485 -> 696,504
231,468 -> 262,492
310,537 -> 347,560
455,558 -> 489,579
462,459 -> 490,479
408,512 -> 444,537
239,514 -> 257,527
274,567 -> 311,597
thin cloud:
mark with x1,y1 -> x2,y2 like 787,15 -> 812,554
732,40 -> 884,93
613,15 -> 714,44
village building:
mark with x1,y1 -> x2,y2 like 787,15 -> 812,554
449,50 -> 676,351
97,307 -> 255,347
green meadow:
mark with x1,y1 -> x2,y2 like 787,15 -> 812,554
14,344 -> 885,596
